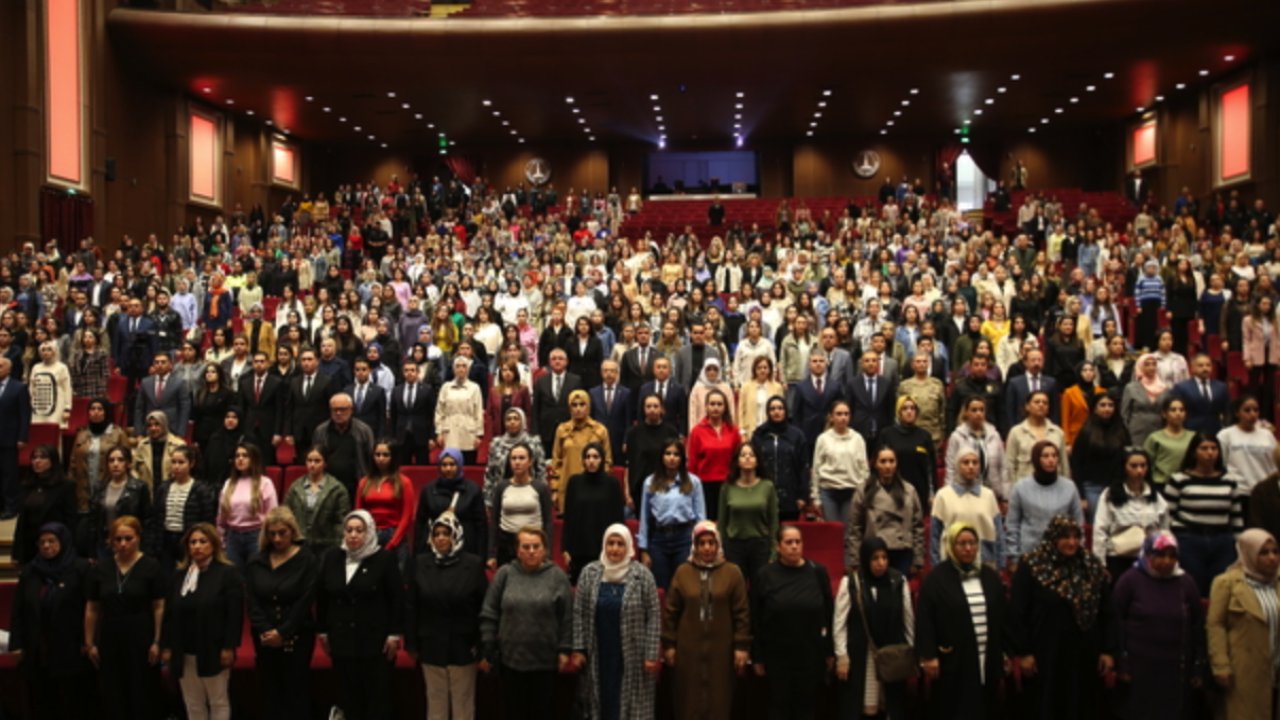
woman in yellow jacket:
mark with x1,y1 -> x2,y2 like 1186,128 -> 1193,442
1208,528 -> 1280,720
551,389 -> 612,512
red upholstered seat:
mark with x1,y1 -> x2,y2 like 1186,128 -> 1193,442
786,520 -> 845,592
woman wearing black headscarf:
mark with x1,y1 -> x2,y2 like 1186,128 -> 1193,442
1069,390 -> 1131,524
407,511 -> 489,720
201,407 -> 248,488
833,536 -> 909,719
9,522 -> 93,718
751,396 -> 810,521
877,396 -> 938,509
1009,515 -> 1117,719
11,444 -> 77,565
562,443 -> 626,583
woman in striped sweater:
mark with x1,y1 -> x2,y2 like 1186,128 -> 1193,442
1166,432 -> 1245,597
1132,259 -> 1166,352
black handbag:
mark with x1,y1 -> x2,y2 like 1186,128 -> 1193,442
852,573 -> 917,683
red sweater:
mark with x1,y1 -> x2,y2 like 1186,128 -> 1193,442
687,419 -> 741,484
355,474 -> 416,551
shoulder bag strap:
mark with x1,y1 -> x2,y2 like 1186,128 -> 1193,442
851,573 -> 880,653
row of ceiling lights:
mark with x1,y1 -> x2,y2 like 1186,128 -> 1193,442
881,87 -> 920,136
732,91 -> 745,148
1132,53 -> 1236,116
651,93 -> 666,149
480,98 -> 525,146
565,96 -> 595,143
804,88 -> 833,138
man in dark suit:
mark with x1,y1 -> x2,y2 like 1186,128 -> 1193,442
285,348 -> 336,450
1175,354 -> 1230,435
134,352 -> 191,438
806,327 -> 855,389
619,324 -> 661,399
849,350 -> 895,448
1126,169 -> 1146,206
390,359 -> 436,466
0,358 -> 31,518
88,268 -> 112,309
639,356 -> 687,436
1004,348 -> 1059,431
238,353 -> 285,453
590,360 -> 633,465
788,351 -> 844,453
949,354 -> 1004,434
318,338 -> 353,390
672,321 -> 722,391
532,348 -> 582,454
113,297 -> 157,380
347,357 -> 388,437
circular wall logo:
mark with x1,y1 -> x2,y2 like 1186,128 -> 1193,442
524,157 -> 551,186
852,150 -> 881,179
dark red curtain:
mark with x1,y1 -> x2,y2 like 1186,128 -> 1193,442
41,187 -> 93,257
444,155 -> 477,185
937,144 -> 963,176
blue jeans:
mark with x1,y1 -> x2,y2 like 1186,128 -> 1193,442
1081,482 -> 1107,525
377,526 -> 410,572
647,524 -> 693,590
820,487 -> 856,525
1175,530 -> 1237,597
225,528 -> 260,569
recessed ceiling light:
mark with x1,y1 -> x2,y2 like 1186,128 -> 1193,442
893,110 -> 902,117
367,134 -> 375,140
449,140 -> 455,146
304,96 -> 314,102
973,108 -> 983,115
565,96 -> 574,103
886,120 -> 894,127
1054,107 -> 1063,114
584,128 -> 592,133
817,101 -> 827,108
381,142 -> 388,148
1086,85 -> 1097,92
1103,72 -> 1114,79
954,129 -> 961,135
202,87 -> 211,94
901,100 -> 910,106
1136,106 -> 1145,112
245,110 -> 254,116
1010,73 -> 1021,81
735,103 -> 743,109
510,129 -> 517,135
656,116 -> 663,122
1176,83 -> 1186,90
653,106 -> 661,112
518,138 -> 525,144
438,132 -> 445,137
1155,95 -> 1165,102
809,122 -> 818,128
572,107 -> 580,114
1199,69 -> 1210,76
657,125 -> 664,131
879,129 -> 888,135
338,117 -> 347,122
1069,97 -> 1079,104
1028,127 -> 1037,133
806,130 -> 814,137
910,88 -> 919,95
1224,54 -> 1235,62
813,112 -> 822,118
427,123 -> 435,129
225,99 -> 234,105
402,102 -> 410,109
492,111 -> 500,117
265,120 -> 273,126
733,123 -> 741,129
997,86 -> 1007,93
578,118 -> 585,124
736,91 -> 745,98
387,91 -> 396,98
438,149 -> 446,156
1041,117 -> 1050,124
822,89 -> 832,96
414,113 -> 422,119
962,119 -> 971,125
650,94 -> 659,101
482,99 -> 492,106
984,98 -> 994,105
323,106 -> 331,113
354,125 -> 362,131
588,136 -> 595,142
501,120 -> 510,126
734,113 -> 742,120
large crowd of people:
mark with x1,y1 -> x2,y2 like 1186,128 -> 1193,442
4,173 -> 1280,719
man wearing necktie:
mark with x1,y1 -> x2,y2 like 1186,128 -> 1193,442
134,353 -> 190,437
238,352 -> 285,452
1174,353 -> 1230,435
1005,349 -> 1059,430
344,357 -> 388,436
851,350 -> 896,448
286,349 -> 335,451
590,359 -> 633,465
392,360 -> 435,466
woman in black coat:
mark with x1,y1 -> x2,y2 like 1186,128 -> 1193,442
85,515 -> 167,720
146,446 -> 219,572
9,522 -> 93,718
160,522 -> 245,720
414,447 -> 487,560
201,407 -> 248,489
318,509 -> 405,720
561,443 -> 625,583
191,362 -> 235,451
10,444 -> 76,564
751,397 -> 810,520
85,446 -> 152,560
877,397 -> 938,508
407,511 -> 489,720
245,507 -> 320,720
833,536 -> 910,720
566,315 -> 605,389
916,522 -> 1009,720
1009,515 -> 1117,720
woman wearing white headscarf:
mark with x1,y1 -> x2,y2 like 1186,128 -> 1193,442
572,524 -> 661,720
1208,527 -> 1280,720
407,511 -> 489,720
688,357 -> 734,432
317,510 -> 405,720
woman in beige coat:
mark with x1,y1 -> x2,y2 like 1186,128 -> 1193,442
737,356 -> 784,440
1207,528 -> 1280,720
551,389 -> 612,512
434,354 -> 485,464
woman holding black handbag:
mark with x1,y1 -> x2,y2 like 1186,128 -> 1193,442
833,536 -> 913,720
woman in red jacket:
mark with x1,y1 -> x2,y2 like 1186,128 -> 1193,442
687,389 -> 741,521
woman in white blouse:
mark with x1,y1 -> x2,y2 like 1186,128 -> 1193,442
1092,448 -> 1171,582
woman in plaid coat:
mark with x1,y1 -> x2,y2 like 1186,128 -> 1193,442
572,524 -> 661,720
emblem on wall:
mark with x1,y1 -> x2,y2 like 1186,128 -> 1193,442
524,157 -> 551,186
852,150 -> 882,179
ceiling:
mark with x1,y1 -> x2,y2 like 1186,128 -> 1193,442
109,0 -> 1279,152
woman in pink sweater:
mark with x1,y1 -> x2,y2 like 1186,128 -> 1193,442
216,442 -> 279,568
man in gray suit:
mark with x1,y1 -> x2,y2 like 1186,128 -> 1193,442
805,326 -> 855,389
134,352 -> 190,437
671,321 -> 722,390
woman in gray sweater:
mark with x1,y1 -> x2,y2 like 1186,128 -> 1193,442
480,526 -> 574,720
1006,440 -> 1085,568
